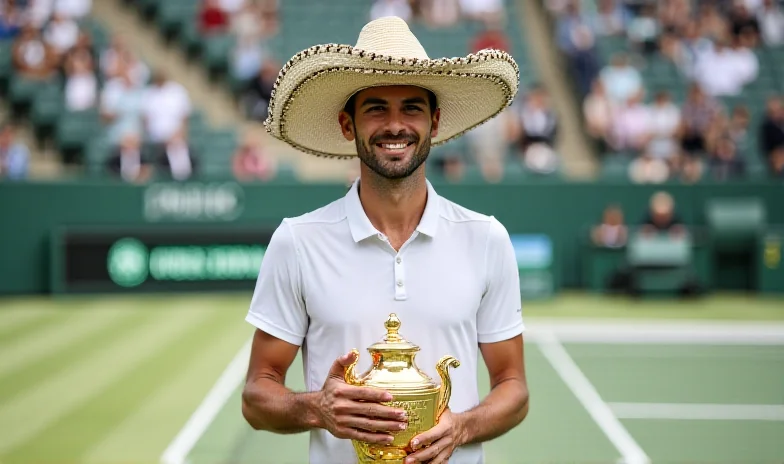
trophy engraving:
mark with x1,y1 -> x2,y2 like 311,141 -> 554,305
344,313 -> 460,463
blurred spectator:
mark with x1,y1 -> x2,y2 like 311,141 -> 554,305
591,204 -> 628,248
421,0 -> 460,28
646,91 -> 681,162
0,0 -> 24,39
218,0 -> 247,15
516,84 -> 558,153
63,49 -> 97,111
0,123 -> 29,180
370,0 -> 412,22
53,0 -> 92,20
769,146 -> 784,178
590,0 -> 631,37
640,191 -> 686,237
697,3 -> 730,43
610,89 -> 649,153
554,1 -> 600,98
466,106 -> 514,174
599,53 -> 643,104
12,24 -> 59,80
729,1 -> 761,47
678,83 -> 723,156
759,95 -> 784,175
231,35 -> 265,83
583,79 -> 613,150
629,151 -> 670,183
231,1 -> 263,42
470,21 -> 510,54
436,152 -> 466,183
43,12 -> 80,58
232,132 -> 276,181
100,65 -> 146,145
26,0 -> 53,29
101,35 -> 149,86
758,0 -> 784,45
200,0 -> 230,35
459,0 -> 503,25
154,127 -> 199,181
142,72 -> 192,145
659,0 -> 693,34
106,132 -> 152,183
708,135 -> 746,181
728,105 -> 751,149
241,59 -> 278,121
627,3 -> 659,54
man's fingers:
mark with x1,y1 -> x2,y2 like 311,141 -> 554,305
405,436 -> 452,463
344,399 -> 406,420
327,351 -> 357,379
336,427 -> 394,446
409,421 -> 447,451
339,384 -> 394,403
340,416 -> 408,433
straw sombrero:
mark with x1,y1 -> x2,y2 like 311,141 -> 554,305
263,16 -> 520,159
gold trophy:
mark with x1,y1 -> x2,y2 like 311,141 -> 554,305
344,313 -> 460,463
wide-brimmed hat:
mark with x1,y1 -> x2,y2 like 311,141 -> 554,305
263,16 -> 520,159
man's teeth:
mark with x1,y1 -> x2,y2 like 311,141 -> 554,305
381,143 -> 407,149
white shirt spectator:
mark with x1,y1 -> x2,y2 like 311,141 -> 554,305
370,0 -> 412,22
143,80 -> 191,144
219,0 -> 246,14
26,0 -> 54,28
758,1 -> 784,45
246,178 -> 524,464
53,0 -> 91,19
65,72 -> 97,111
599,63 -> 642,104
695,44 -> 757,97
459,0 -> 502,17
43,15 -> 79,54
611,98 -> 650,150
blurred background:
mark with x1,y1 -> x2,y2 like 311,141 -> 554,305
0,0 -> 783,463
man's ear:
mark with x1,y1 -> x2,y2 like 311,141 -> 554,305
430,108 -> 441,139
338,111 -> 355,142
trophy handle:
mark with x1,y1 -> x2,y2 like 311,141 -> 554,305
344,349 -> 364,386
435,355 -> 460,420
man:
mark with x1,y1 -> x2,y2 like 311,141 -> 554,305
242,16 -> 528,464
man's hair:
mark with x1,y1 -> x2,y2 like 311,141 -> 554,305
343,88 -> 438,119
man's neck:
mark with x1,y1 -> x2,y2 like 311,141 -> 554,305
358,167 -> 428,249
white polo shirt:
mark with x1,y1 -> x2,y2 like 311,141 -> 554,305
246,178 -> 524,464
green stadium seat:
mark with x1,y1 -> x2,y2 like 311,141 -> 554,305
0,39 -> 13,92
30,85 -> 63,143
706,197 -> 767,252
627,234 -> 692,267
55,109 -> 101,164
8,74 -> 57,115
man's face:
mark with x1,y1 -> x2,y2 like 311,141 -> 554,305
339,85 -> 440,180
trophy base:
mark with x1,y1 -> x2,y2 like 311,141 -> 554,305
352,442 -> 410,463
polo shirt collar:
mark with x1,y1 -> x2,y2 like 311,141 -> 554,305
345,177 -> 440,243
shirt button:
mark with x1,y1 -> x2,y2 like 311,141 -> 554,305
397,280 -> 403,287
396,257 -> 402,264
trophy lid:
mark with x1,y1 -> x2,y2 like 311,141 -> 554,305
367,313 -> 420,353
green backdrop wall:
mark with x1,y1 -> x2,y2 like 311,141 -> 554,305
1,179 -> 782,295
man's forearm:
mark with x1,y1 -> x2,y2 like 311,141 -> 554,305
457,378 -> 529,446
241,378 -> 322,434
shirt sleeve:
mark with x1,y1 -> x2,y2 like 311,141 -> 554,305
477,217 -> 525,344
245,220 -> 308,346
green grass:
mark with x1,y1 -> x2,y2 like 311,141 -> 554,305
0,291 -> 782,464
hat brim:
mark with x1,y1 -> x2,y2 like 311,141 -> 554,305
264,45 -> 519,159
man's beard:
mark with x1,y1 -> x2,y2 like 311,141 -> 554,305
355,126 -> 431,180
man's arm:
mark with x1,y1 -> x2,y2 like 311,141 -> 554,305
241,328 -> 320,433
458,334 -> 529,446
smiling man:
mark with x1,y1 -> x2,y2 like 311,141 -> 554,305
241,16 -> 529,464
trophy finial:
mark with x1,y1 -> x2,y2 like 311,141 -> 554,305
384,313 -> 402,342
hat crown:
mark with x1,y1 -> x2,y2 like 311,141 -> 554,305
354,16 -> 430,60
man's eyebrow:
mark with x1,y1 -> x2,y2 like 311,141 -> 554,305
402,97 -> 427,105
360,97 -> 388,107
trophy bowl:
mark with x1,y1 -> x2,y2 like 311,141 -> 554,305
344,313 -> 460,463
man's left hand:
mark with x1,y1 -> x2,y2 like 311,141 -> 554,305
404,409 -> 465,464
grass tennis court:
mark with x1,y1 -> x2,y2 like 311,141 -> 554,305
1,293 -> 783,463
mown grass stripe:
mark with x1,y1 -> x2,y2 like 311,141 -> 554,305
0,308 -> 80,348
0,305 -> 154,403
0,302 -> 141,378
4,306 -> 247,464
86,313 -> 250,463
0,303 -> 216,457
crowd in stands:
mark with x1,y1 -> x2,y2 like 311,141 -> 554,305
549,0 -> 784,183
369,0 -> 505,28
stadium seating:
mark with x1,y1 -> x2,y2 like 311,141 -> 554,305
127,0 -> 550,183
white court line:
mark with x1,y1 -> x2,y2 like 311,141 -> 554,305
160,337 -> 252,464
609,403 -> 784,421
526,319 -> 784,345
537,330 -> 650,464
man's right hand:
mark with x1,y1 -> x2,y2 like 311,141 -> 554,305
315,351 -> 408,445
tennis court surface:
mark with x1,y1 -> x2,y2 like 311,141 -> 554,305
175,319 -> 784,464
1,294 -> 783,464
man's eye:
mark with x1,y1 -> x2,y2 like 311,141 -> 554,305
406,106 -> 424,112
367,106 -> 385,112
